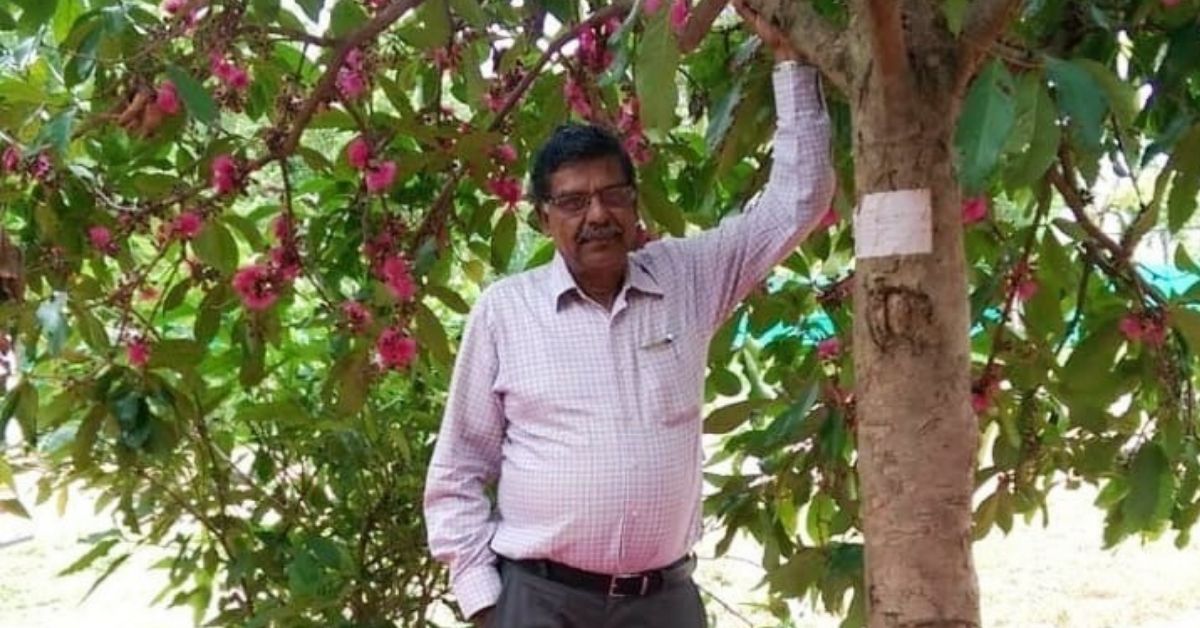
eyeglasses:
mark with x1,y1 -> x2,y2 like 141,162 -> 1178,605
545,184 -> 637,215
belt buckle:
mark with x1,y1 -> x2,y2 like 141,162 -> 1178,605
608,573 -> 650,597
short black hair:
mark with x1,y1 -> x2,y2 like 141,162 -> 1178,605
529,123 -> 635,204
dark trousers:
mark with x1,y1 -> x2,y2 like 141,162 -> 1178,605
488,559 -> 708,628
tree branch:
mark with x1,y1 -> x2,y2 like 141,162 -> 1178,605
679,0 -> 728,54
744,0 -> 851,94
256,0 -> 426,168
862,0 -> 911,101
957,0 -> 1023,88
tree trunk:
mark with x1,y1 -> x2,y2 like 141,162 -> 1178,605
849,5 -> 981,627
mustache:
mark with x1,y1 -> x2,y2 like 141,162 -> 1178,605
576,224 -> 623,243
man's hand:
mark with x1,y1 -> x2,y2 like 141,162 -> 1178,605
732,0 -> 803,63
470,607 -> 493,628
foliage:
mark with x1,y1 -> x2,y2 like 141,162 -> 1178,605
0,0 -> 1198,626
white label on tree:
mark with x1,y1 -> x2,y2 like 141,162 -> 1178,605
853,188 -> 933,258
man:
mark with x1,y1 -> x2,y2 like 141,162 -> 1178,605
424,6 -> 833,626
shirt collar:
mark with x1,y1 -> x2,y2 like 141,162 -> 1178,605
547,250 -> 663,312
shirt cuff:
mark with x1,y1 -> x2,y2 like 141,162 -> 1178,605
453,564 -> 503,620
772,62 -> 824,120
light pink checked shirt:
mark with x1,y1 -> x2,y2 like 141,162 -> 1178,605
424,63 -> 833,618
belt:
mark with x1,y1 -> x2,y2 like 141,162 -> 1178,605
501,555 -> 695,597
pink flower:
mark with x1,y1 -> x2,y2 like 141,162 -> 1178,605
1143,318 -> 1167,347
1119,314 -> 1144,342
2,146 -> 19,172
669,0 -> 690,34
232,264 -> 279,311
211,154 -> 239,194
577,27 -> 614,73
172,211 -> 203,240
365,160 -> 397,193
270,246 -> 302,282
622,133 -> 652,166
971,376 -> 999,415
30,152 -> 52,180
493,143 -> 518,165
564,77 -> 592,119
377,327 -> 418,370
1014,279 -> 1038,303
817,207 -> 839,230
210,53 -> 249,91
643,0 -> 663,14
483,89 -> 506,113
156,80 -> 180,115
817,337 -> 841,361
337,67 -> 367,101
128,338 -> 151,368
161,0 -> 185,14
380,255 -> 416,301
341,301 -> 373,334
89,226 -> 115,254
962,196 -> 988,225
971,391 -> 991,414
273,214 -> 294,243
487,176 -> 523,206
347,137 -> 372,170
1162,0 -> 1181,7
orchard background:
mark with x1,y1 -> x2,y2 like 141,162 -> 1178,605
1,0 -> 1199,626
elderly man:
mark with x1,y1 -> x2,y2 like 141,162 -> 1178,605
423,8 -> 833,627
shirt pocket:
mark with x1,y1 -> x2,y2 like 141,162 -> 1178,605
636,326 -> 701,427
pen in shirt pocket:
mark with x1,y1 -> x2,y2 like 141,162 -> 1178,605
641,332 -> 678,357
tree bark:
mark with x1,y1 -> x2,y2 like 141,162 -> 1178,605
848,3 -> 981,627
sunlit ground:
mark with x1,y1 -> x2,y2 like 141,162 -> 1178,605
2,472 -> 1199,628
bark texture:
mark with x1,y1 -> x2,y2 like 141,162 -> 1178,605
847,3 -> 980,626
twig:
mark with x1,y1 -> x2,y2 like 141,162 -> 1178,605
958,0 -> 1025,90
983,190 -> 1049,377
695,581 -> 756,627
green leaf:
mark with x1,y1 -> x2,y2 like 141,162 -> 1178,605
0,457 -> 12,492
1166,124 -> 1200,233
63,17 -> 103,86
635,10 -> 679,132
1062,320 -> 1122,396
0,498 -> 31,519
165,65 -> 219,126
1074,59 -> 1137,129
329,0 -> 368,38
1169,306 -> 1200,352
1121,442 -> 1174,532
71,303 -> 110,352
295,0 -> 323,22
192,220 -> 239,275
14,0 -> 57,32
413,302 -> 452,369
426,285 -> 471,314
1004,78 -> 1060,192
704,398 -> 772,434
955,60 -> 1016,193
448,0 -> 487,28
490,210 -> 517,272
640,173 -> 686,236
399,0 -> 450,50
1045,57 -> 1108,154
59,538 -> 120,576
943,0 -> 969,35
38,108 -> 75,157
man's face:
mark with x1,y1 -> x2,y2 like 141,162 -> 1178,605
538,156 -> 640,280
